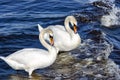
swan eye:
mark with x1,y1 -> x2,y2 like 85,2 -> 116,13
49,35 -> 53,39
49,35 -> 54,46
73,24 -> 77,34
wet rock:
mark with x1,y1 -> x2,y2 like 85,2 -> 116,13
53,52 -> 75,67
74,14 -> 92,23
86,29 -> 105,43
80,77 -> 88,80
77,16 -> 91,23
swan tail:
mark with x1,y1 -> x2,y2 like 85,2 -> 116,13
0,56 -> 6,61
38,24 -> 43,32
0,56 -> 24,70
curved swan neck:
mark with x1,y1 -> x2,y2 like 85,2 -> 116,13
39,29 -> 52,51
64,16 -> 74,37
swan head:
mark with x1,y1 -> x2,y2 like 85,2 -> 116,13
65,16 -> 78,34
49,32 -> 54,46
43,29 -> 54,46
39,28 -> 54,47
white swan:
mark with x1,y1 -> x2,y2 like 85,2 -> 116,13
0,28 -> 58,78
38,16 -> 81,52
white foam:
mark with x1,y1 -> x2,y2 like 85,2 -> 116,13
73,0 -> 115,4
101,5 -> 120,27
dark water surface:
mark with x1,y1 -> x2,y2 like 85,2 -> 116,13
0,0 -> 120,80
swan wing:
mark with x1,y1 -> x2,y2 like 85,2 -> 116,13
7,48 -> 48,65
48,25 -> 65,31
47,25 -> 70,41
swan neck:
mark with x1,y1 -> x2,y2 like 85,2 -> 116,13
39,30 -> 52,51
64,17 -> 74,37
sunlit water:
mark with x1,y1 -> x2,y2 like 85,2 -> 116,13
0,0 -> 120,80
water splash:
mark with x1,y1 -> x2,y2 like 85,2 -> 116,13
101,2 -> 120,27
71,29 -> 113,61
66,30 -> 120,79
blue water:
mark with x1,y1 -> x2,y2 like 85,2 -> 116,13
0,0 -> 120,79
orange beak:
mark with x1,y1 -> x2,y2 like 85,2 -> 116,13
73,24 -> 77,34
50,37 -> 54,46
